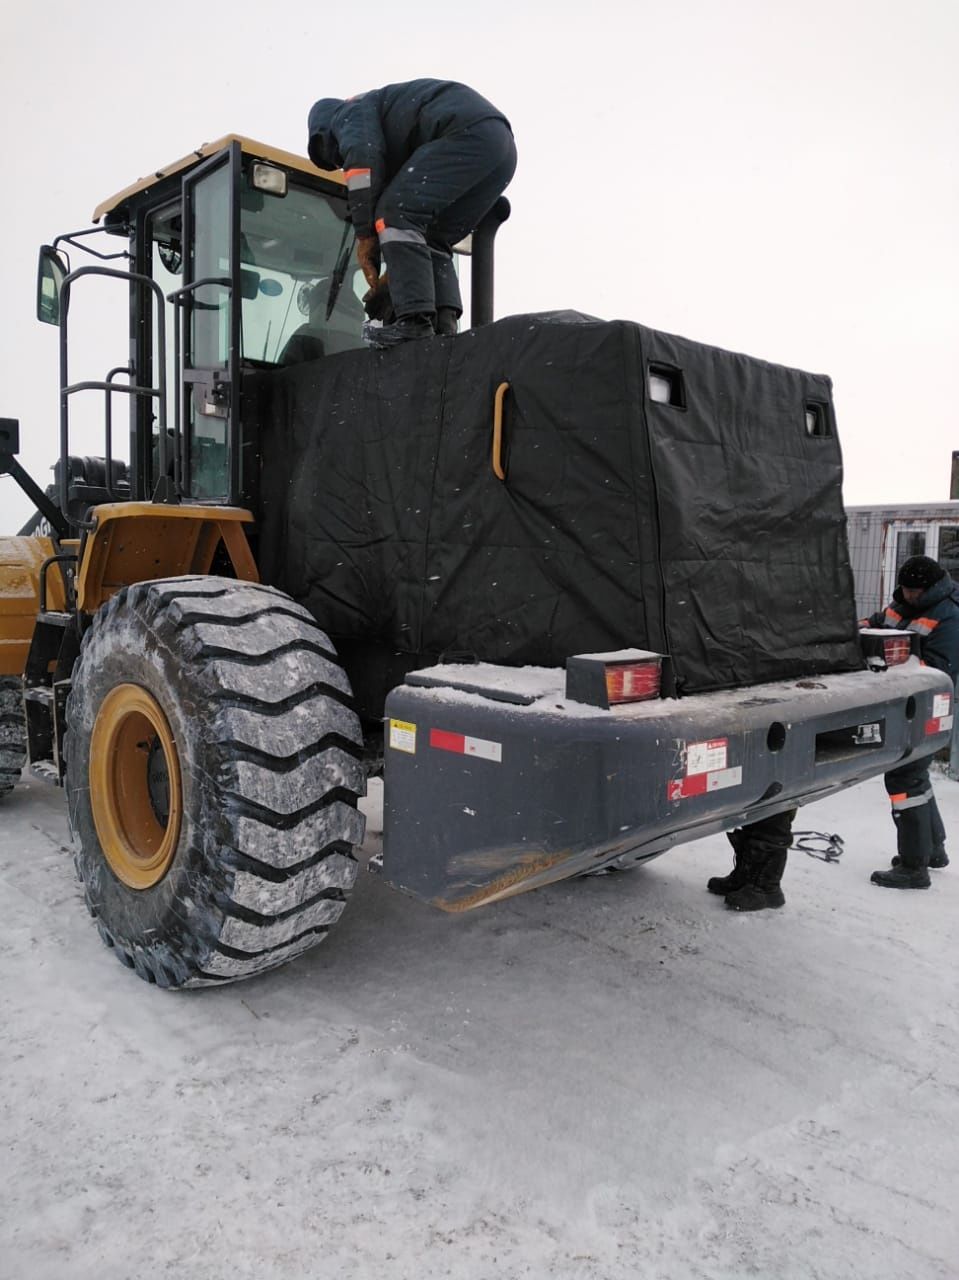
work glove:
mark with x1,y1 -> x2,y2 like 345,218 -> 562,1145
363,273 -> 394,323
356,235 -> 381,290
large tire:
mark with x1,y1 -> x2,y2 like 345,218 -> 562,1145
64,576 -> 366,988
0,676 -> 27,799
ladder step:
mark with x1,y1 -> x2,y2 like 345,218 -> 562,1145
24,686 -> 54,706
30,759 -> 62,785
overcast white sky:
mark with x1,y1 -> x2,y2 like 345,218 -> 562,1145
2,0 -> 956,531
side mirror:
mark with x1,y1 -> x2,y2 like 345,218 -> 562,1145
240,268 -> 261,300
37,245 -> 68,326
0,418 -> 20,456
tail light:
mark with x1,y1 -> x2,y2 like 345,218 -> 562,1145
566,650 -> 666,708
605,661 -> 662,703
882,636 -> 912,666
859,628 -> 916,670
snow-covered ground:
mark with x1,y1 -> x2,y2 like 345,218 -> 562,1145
2,768 -> 957,1280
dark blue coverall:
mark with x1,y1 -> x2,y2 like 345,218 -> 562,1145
307,79 -> 516,321
866,573 -> 959,867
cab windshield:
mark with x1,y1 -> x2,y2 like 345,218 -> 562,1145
238,179 -> 367,363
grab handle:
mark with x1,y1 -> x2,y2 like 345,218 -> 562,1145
492,381 -> 510,481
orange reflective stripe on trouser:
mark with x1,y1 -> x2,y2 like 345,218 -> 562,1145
889,790 -> 932,811
374,217 -> 427,246
344,168 -> 372,190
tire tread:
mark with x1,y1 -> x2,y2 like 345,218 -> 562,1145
0,678 -> 26,799
66,577 -> 365,988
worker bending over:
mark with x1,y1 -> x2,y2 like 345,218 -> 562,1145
307,78 -> 516,349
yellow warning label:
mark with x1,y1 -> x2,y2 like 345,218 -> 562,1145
389,719 -> 417,754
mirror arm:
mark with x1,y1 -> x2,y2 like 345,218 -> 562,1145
53,226 -> 130,262
0,452 -> 70,539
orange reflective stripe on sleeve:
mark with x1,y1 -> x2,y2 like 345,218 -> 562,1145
375,217 -> 387,233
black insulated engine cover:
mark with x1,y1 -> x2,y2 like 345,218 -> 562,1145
256,311 -> 862,716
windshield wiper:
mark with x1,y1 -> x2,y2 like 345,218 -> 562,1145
325,221 -> 356,320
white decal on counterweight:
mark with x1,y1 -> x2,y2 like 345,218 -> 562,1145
687,738 -> 728,775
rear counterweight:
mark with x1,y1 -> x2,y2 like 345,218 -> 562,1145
380,662 -> 954,910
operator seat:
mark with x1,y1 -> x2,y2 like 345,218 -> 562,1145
53,455 -> 131,524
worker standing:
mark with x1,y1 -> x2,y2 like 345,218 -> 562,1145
863,555 -> 959,889
707,810 -> 797,911
307,79 -> 516,348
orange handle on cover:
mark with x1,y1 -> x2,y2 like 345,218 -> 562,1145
492,381 -> 509,481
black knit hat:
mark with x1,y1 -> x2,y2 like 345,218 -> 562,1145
897,555 -> 945,591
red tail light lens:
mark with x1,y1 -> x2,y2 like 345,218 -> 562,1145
605,660 -> 662,704
859,627 -> 914,670
883,636 -> 911,667
566,650 -> 666,708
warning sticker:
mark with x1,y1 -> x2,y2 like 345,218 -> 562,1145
389,719 -> 417,754
933,693 -> 952,719
686,738 -> 728,776
668,765 -> 742,802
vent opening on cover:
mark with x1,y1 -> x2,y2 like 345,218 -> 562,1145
648,364 -> 686,409
804,402 -> 831,437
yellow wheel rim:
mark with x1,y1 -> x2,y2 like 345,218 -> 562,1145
89,684 -> 183,890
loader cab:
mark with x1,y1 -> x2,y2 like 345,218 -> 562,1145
39,134 -> 507,525
123,138 -> 367,509
42,137 -> 365,513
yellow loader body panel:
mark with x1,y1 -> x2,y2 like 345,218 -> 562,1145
0,536 -> 67,676
75,504 -> 258,613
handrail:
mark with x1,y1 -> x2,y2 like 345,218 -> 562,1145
104,366 -> 132,501
492,381 -> 510,481
59,265 -> 168,522
39,552 -> 78,613
165,275 -> 232,304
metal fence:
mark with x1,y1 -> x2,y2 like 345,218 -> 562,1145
845,505 -> 959,780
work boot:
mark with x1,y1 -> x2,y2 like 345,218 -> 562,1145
725,849 -> 787,911
707,829 -> 752,895
871,864 -> 931,889
892,848 -> 948,869
435,306 -> 459,336
367,313 -> 435,349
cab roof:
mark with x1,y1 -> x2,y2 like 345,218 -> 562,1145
92,134 -> 344,223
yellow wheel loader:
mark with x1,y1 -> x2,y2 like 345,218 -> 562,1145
1,136 -> 952,989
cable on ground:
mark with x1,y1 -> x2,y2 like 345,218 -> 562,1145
791,830 -> 844,862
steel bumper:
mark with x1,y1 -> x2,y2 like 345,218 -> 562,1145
380,660 -> 954,910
